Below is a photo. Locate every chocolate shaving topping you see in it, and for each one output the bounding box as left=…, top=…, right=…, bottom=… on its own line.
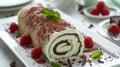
left=58, top=61, right=68, bottom=66
left=83, top=49, right=92, bottom=53
left=78, top=3, right=84, bottom=15
left=110, top=58, right=113, bottom=61
left=88, top=24, right=94, bottom=29
left=67, top=59, right=72, bottom=67
left=10, top=61, right=16, bottom=67
left=87, top=59, right=92, bottom=66
left=37, top=59, right=46, bottom=64
left=82, top=59, right=86, bottom=65
left=33, top=63, right=35, bottom=65
left=80, top=11, right=85, bottom=15
left=98, top=59, right=104, bottom=63
left=36, top=56, right=47, bottom=64
left=78, top=4, right=84, bottom=11
left=62, top=63, right=68, bottom=66
left=104, top=58, right=107, bottom=60
left=78, top=60, right=81, bottom=63
left=80, top=55, right=87, bottom=59
left=80, top=55, right=87, bottom=65
left=90, top=63, right=92, bottom=66
left=83, top=47, right=100, bottom=53
left=72, top=59, right=75, bottom=61
left=108, top=56, right=111, bottom=59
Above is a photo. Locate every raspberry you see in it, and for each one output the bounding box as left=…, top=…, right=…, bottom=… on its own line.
left=90, top=7, right=100, bottom=15
left=84, top=36, right=94, bottom=48
left=101, top=6, right=110, bottom=16
left=90, top=1, right=110, bottom=16
left=9, top=22, right=18, bottom=33
left=108, top=23, right=120, bottom=35
left=104, top=6, right=109, bottom=9
left=20, top=34, right=32, bottom=46
left=96, top=1, right=105, bottom=9
left=31, top=47, right=42, bottom=59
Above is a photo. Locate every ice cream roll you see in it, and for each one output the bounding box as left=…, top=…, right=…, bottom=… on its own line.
left=18, top=5, right=84, bottom=62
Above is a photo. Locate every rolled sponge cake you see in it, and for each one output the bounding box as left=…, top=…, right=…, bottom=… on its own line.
left=18, top=5, right=84, bottom=62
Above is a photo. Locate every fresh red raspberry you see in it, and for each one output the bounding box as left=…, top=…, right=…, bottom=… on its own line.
left=31, top=47, right=42, bottom=59
left=104, top=6, right=109, bottom=9
left=101, top=6, right=110, bottom=15
left=84, top=36, right=94, bottom=48
left=20, top=34, right=32, bottom=46
left=96, top=1, right=105, bottom=9
left=108, top=23, right=120, bottom=35
left=9, top=22, right=18, bottom=33
left=90, top=7, right=100, bottom=15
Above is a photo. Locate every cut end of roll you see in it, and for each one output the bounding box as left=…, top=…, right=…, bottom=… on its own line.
left=44, top=28, right=84, bottom=62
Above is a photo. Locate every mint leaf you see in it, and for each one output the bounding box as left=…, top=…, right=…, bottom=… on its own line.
left=42, top=8, right=53, bottom=16
left=15, top=29, right=23, bottom=36
left=90, top=51, right=103, bottom=59
left=51, top=62, right=61, bottom=67
left=53, top=11, right=61, bottom=21
left=42, top=8, right=61, bottom=21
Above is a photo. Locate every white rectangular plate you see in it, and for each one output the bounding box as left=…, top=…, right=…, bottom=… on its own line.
left=0, top=10, right=120, bottom=67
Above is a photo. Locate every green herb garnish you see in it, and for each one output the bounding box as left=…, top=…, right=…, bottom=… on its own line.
left=90, top=50, right=103, bottom=59
left=15, top=29, right=23, bottom=36
left=51, top=62, right=61, bottom=67
left=42, top=8, right=61, bottom=21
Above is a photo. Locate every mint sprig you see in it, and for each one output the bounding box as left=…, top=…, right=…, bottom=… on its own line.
left=15, top=29, right=23, bottom=36
left=90, top=50, right=103, bottom=59
left=51, top=62, right=61, bottom=67
left=42, top=8, right=61, bottom=21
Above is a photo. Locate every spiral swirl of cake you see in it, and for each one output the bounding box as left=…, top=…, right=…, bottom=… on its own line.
left=18, top=5, right=84, bottom=62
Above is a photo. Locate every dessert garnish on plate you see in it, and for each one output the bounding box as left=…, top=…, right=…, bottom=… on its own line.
left=107, top=16, right=120, bottom=40
left=107, top=23, right=120, bottom=36
left=90, top=1, right=110, bottom=16
left=107, top=16, right=120, bottom=35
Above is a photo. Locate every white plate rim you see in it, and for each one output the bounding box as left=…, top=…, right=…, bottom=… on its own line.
left=96, top=19, right=110, bottom=38
left=0, top=0, right=33, bottom=8
left=0, top=0, right=33, bottom=11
